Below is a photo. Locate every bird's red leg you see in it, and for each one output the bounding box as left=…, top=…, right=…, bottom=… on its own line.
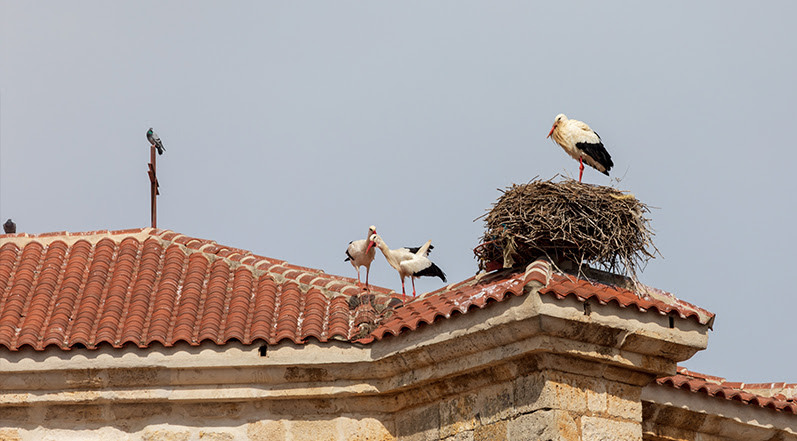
left=578, top=158, right=584, bottom=182
left=401, top=279, right=406, bottom=302
left=365, top=268, right=370, bottom=291
left=356, top=268, right=362, bottom=287
left=412, top=278, right=416, bottom=297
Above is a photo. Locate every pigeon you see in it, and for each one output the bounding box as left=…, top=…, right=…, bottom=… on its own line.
left=146, top=128, right=165, bottom=155
left=3, top=219, right=16, bottom=234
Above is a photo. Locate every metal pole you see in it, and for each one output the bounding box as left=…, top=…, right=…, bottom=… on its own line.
left=148, top=145, right=158, bottom=228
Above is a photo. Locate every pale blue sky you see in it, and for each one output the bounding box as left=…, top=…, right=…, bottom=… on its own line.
left=1, top=1, right=795, bottom=382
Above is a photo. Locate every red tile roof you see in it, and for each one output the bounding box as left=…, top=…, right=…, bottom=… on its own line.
left=657, top=367, right=797, bottom=415
left=0, top=229, right=713, bottom=352
left=363, top=259, right=714, bottom=342
left=0, top=228, right=397, bottom=351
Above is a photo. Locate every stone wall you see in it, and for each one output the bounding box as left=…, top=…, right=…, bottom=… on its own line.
left=396, top=354, right=648, bottom=441
left=0, top=403, right=395, bottom=441
left=0, top=361, right=645, bottom=441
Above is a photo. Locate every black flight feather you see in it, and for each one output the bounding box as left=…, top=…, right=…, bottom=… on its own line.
left=575, top=139, right=614, bottom=175
left=414, top=262, right=447, bottom=282
left=405, top=244, right=434, bottom=255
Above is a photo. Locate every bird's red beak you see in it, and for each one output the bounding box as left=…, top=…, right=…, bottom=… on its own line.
left=547, top=124, right=556, bottom=138
left=366, top=240, right=376, bottom=253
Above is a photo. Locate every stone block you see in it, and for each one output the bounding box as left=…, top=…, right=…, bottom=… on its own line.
left=581, top=416, right=641, bottom=441
left=113, top=403, right=172, bottom=421
left=475, top=382, right=515, bottom=425
left=586, top=382, right=608, bottom=414
left=141, top=429, right=191, bottom=441
left=246, top=420, right=286, bottom=441
left=602, top=366, right=654, bottom=387
left=693, top=434, right=726, bottom=441
left=641, top=421, right=697, bottom=441
left=0, top=407, right=29, bottom=423
left=537, top=353, right=606, bottom=378
left=183, top=402, right=242, bottom=419
left=199, top=431, right=235, bottom=441
left=396, top=404, right=440, bottom=441
left=648, top=405, right=706, bottom=432
left=440, top=394, right=477, bottom=438
left=65, top=368, right=106, bottom=388
left=606, top=382, right=642, bottom=421
left=473, top=420, right=507, bottom=441
left=107, top=367, right=162, bottom=387
left=515, top=371, right=590, bottom=415
left=338, top=416, right=395, bottom=441
left=284, top=366, right=330, bottom=382
left=547, top=371, right=591, bottom=414
left=0, top=429, right=21, bottom=441
left=514, top=373, right=550, bottom=413
left=507, top=409, right=580, bottom=441
left=289, top=420, right=338, bottom=441
left=442, top=431, right=474, bottom=441
left=45, top=404, right=105, bottom=422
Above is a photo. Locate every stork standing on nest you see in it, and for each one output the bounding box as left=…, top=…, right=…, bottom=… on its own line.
left=547, top=114, right=613, bottom=182
left=367, top=233, right=446, bottom=300
left=345, top=225, right=378, bottom=289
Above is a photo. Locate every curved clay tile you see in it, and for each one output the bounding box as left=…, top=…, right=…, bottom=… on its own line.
left=658, top=371, right=797, bottom=415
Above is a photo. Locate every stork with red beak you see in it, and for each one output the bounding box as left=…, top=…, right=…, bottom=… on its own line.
left=547, top=114, right=614, bottom=182
left=367, top=233, right=446, bottom=300
left=345, top=225, right=378, bottom=290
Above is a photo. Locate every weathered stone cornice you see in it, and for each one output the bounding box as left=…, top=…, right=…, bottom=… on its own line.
left=642, top=383, right=797, bottom=440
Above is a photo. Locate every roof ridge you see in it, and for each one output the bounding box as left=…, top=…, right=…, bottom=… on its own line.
left=0, top=227, right=391, bottom=299
left=0, top=227, right=153, bottom=248
left=542, top=267, right=715, bottom=326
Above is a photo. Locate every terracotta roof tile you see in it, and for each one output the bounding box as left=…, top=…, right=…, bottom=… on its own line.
left=657, top=367, right=797, bottom=414
left=0, top=228, right=392, bottom=351
left=0, top=230, right=714, bottom=352
left=362, top=259, right=714, bottom=343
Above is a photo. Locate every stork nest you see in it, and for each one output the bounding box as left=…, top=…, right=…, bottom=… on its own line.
left=474, top=178, right=658, bottom=278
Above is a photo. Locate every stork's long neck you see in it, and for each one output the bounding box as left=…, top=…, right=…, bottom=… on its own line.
left=375, top=238, right=402, bottom=271
left=551, top=124, right=566, bottom=149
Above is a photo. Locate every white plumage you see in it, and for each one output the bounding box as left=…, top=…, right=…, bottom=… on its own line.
left=546, top=114, right=613, bottom=182
left=368, top=233, right=446, bottom=299
left=344, top=225, right=378, bottom=289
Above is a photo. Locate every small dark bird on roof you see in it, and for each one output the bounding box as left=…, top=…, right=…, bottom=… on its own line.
left=3, top=219, right=16, bottom=234
left=146, top=128, right=165, bottom=155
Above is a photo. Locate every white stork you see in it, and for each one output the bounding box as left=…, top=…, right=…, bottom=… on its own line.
left=367, top=233, right=446, bottom=300
left=344, top=225, right=378, bottom=289
left=547, top=114, right=613, bottom=182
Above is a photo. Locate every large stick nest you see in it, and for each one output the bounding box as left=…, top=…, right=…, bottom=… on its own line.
left=475, top=178, right=658, bottom=278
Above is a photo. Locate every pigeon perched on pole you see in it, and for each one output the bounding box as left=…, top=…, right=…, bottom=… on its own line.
left=146, top=128, right=165, bottom=155
left=3, top=219, right=16, bottom=234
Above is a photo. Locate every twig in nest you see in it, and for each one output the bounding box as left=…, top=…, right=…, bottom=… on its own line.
left=474, top=177, right=659, bottom=279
